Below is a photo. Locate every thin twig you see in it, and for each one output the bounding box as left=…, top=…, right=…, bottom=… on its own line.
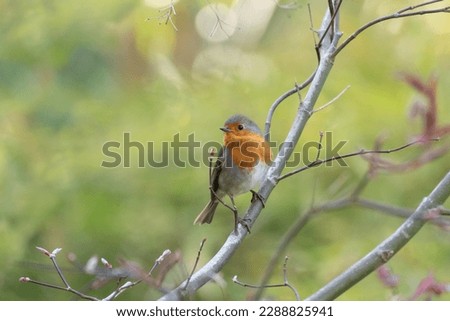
left=22, top=247, right=99, bottom=301
left=308, top=4, right=317, bottom=49
left=398, top=0, right=444, bottom=14
left=307, top=131, right=325, bottom=210
left=20, top=277, right=99, bottom=301
left=313, top=85, right=350, bottom=114
left=356, top=198, right=413, bottom=218
left=332, top=1, right=450, bottom=58
left=233, top=256, right=300, bottom=300
left=295, top=82, right=303, bottom=105
left=21, top=247, right=172, bottom=301
left=264, top=72, right=316, bottom=141
left=252, top=197, right=351, bottom=300
left=315, top=131, right=324, bottom=162
left=317, top=0, right=343, bottom=49
left=349, top=171, right=371, bottom=199
left=278, top=139, right=437, bottom=181
left=103, top=249, right=172, bottom=300
left=50, top=256, right=70, bottom=289
left=184, top=238, right=207, bottom=291
left=282, top=256, right=301, bottom=300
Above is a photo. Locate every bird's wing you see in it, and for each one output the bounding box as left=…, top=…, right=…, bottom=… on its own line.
left=209, top=146, right=224, bottom=200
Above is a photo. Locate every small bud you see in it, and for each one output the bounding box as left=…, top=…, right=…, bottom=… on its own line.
left=84, top=256, right=99, bottom=275
left=36, top=246, right=50, bottom=257
left=50, top=248, right=62, bottom=258
left=19, top=277, right=30, bottom=283
left=101, top=257, right=112, bottom=269
left=156, top=249, right=171, bottom=264
left=232, top=275, right=238, bottom=282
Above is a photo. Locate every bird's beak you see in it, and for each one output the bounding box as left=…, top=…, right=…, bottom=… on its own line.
left=220, top=127, right=231, bottom=133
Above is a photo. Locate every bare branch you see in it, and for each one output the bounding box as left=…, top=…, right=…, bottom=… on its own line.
left=21, top=247, right=99, bottom=301
left=263, top=1, right=347, bottom=141
left=332, top=1, right=450, bottom=58
left=312, top=85, right=350, bottom=114
left=183, top=238, right=207, bottom=292
left=278, top=139, right=435, bottom=181
left=233, top=256, right=300, bottom=300
left=317, top=0, right=343, bottom=49
left=251, top=197, right=351, bottom=300
left=253, top=165, right=450, bottom=300
left=306, top=171, right=450, bottom=300
left=103, top=249, right=172, bottom=300
left=398, top=0, right=445, bottom=14
left=159, top=4, right=343, bottom=301
left=21, top=247, right=173, bottom=301
left=281, top=256, right=301, bottom=300
left=264, top=72, right=316, bottom=142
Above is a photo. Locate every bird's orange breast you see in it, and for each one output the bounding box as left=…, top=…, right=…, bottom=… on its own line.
left=224, top=132, right=272, bottom=169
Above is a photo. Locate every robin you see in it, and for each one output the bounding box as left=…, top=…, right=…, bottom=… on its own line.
left=194, top=114, right=272, bottom=231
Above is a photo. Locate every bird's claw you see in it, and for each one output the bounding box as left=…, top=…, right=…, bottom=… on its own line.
left=250, top=190, right=266, bottom=208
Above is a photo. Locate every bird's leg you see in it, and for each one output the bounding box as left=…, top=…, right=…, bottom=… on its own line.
left=228, top=195, right=251, bottom=234
left=250, top=190, right=266, bottom=208
left=212, top=188, right=236, bottom=213
left=228, top=195, right=239, bottom=234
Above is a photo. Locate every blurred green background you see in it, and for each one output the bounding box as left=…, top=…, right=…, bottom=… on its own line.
left=1, top=0, right=449, bottom=300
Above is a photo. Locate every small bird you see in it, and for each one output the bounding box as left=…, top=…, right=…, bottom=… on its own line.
left=194, top=114, right=272, bottom=230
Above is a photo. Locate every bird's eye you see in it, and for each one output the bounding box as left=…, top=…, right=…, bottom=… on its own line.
left=237, top=124, right=244, bottom=130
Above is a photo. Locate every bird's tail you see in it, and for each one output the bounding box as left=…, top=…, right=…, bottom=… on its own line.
left=194, top=199, right=219, bottom=224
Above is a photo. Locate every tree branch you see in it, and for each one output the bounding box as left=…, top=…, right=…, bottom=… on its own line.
left=159, top=1, right=449, bottom=301
left=332, top=1, right=450, bottom=58
left=251, top=197, right=351, bottom=300
left=306, top=170, right=450, bottom=300
left=278, top=139, right=433, bottom=181
left=233, top=256, right=300, bottom=300
left=264, top=72, right=315, bottom=142
left=252, top=166, right=450, bottom=300
left=159, top=2, right=343, bottom=301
